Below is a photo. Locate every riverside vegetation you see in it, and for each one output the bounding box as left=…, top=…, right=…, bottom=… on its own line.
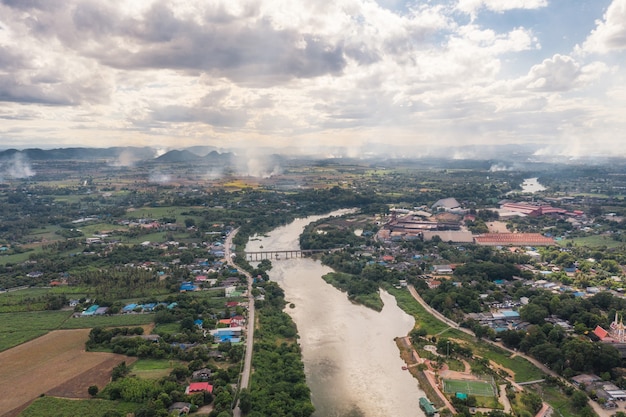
left=1, top=155, right=626, bottom=416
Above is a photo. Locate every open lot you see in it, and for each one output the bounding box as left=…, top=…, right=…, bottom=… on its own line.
left=0, top=329, right=133, bottom=417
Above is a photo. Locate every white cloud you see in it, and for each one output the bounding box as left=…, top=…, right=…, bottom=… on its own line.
left=581, top=0, right=626, bottom=54
left=457, top=0, right=548, bottom=18
left=0, top=0, right=622, bottom=156
left=517, top=54, right=610, bottom=92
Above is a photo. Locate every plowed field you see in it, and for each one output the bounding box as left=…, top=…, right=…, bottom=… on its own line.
left=0, top=329, right=134, bottom=417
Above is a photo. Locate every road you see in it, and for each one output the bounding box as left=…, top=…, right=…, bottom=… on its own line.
left=408, top=285, right=615, bottom=417
left=225, top=228, right=255, bottom=417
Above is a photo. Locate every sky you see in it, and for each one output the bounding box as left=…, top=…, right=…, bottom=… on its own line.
left=0, top=0, right=625, bottom=157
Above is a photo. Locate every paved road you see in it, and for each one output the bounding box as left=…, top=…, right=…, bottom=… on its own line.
left=226, top=229, right=255, bottom=417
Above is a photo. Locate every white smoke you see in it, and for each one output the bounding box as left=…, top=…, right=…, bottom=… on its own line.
left=110, top=149, right=141, bottom=167
left=489, top=163, right=513, bottom=172
left=2, top=154, right=35, bottom=179
left=235, top=150, right=282, bottom=178
left=148, top=171, right=172, bottom=184
left=203, top=167, right=225, bottom=180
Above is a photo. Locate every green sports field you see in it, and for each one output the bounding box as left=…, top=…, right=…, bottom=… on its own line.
left=442, top=378, right=497, bottom=397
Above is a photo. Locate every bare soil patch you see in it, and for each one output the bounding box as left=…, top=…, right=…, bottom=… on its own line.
left=0, top=329, right=132, bottom=417
left=487, top=221, right=509, bottom=233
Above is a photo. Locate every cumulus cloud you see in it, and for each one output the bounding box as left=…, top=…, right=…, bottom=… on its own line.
left=514, top=54, right=610, bottom=92
left=457, top=0, right=548, bottom=18
left=580, top=0, right=626, bottom=54
left=0, top=0, right=622, bottom=155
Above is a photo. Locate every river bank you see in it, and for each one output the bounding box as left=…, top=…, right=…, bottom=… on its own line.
left=246, top=213, right=427, bottom=417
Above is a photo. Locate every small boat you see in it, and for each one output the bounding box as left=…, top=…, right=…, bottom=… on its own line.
left=402, top=366, right=408, bottom=370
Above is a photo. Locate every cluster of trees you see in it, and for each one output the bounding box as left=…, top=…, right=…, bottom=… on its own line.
left=497, top=291, right=626, bottom=378
left=98, top=365, right=216, bottom=417
left=240, top=280, right=314, bottom=417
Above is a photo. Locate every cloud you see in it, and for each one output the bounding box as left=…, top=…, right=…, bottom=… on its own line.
left=514, top=54, right=610, bottom=92
left=580, top=0, right=626, bottom=54
left=524, top=54, right=581, bottom=91
left=0, top=0, right=622, bottom=156
left=457, top=0, right=548, bottom=18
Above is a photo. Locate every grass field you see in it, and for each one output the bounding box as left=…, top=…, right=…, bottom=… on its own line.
left=0, top=248, right=40, bottom=265
left=131, top=358, right=180, bottom=379
left=59, top=314, right=155, bottom=329
left=387, top=286, right=455, bottom=335
left=442, top=378, right=497, bottom=397
left=387, top=285, right=545, bottom=383
left=19, top=396, right=138, bottom=417
left=0, top=311, right=71, bottom=351
left=475, top=343, right=544, bottom=383
left=558, top=235, right=624, bottom=248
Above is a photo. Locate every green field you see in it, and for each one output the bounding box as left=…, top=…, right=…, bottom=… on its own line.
left=442, top=378, right=497, bottom=397
left=387, top=286, right=545, bottom=382
left=558, top=235, right=624, bottom=248
left=0, top=247, right=41, bottom=265
left=20, top=396, right=138, bottom=417
left=131, top=358, right=180, bottom=379
left=387, top=286, right=453, bottom=335
left=59, top=314, right=155, bottom=329
left=0, top=310, right=71, bottom=351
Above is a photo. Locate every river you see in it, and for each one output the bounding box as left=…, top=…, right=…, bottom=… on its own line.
left=246, top=212, right=426, bottom=417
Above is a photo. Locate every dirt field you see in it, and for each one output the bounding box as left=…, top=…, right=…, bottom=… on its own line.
left=487, top=221, right=510, bottom=233
left=0, top=329, right=133, bottom=417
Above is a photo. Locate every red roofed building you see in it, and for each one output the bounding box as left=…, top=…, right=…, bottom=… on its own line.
left=185, top=382, right=213, bottom=394
left=594, top=325, right=609, bottom=340
left=474, top=233, right=555, bottom=246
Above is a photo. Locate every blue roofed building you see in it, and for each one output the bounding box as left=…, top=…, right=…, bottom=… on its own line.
left=82, top=304, right=99, bottom=316
left=123, top=303, right=138, bottom=312
left=180, top=282, right=197, bottom=292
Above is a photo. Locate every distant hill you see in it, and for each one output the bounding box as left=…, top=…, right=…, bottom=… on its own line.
left=154, top=149, right=202, bottom=163
left=0, top=147, right=156, bottom=161
left=203, top=150, right=234, bottom=163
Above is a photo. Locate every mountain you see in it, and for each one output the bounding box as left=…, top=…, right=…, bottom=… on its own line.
left=154, top=149, right=201, bottom=163
left=0, top=147, right=156, bottom=161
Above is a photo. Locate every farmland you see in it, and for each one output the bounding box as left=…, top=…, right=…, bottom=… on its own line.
left=0, top=329, right=132, bottom=417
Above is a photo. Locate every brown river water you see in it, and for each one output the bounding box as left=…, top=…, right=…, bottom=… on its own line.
left=246, top=212, right=427, bottom=417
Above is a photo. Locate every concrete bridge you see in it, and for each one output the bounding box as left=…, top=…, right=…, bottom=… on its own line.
left=244, top=248, right=340, bottom=261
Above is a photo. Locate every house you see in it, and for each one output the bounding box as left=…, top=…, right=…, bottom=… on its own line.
left=168, top=402, right=192, bottom=416
left=431, top=197, right=461, bottom=212
left=192, top=368, right=213, bottom=381
left=185, top=381, right=213, bottom=394
left=231, top=315, right=246, bottom=327
left=433, top=264, right=453, bottom=274
left=210, top=327, right=242, bottom=343
left=180, top=282, right=197, bottom=292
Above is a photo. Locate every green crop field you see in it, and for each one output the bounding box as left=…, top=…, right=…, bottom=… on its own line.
left=0, top=310, right=71, bottom=351
left=20, top=396, right=138, bottom=417
left=59, top=314, right=155, bottom=329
